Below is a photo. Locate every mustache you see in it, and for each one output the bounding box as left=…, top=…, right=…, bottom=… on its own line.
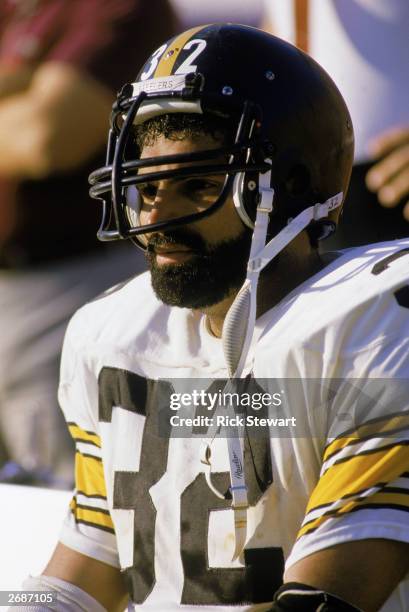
left=146, top=229, right=208, bottom=254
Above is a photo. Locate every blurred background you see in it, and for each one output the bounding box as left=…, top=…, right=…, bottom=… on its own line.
left=172, top=0, right=263, bottom=26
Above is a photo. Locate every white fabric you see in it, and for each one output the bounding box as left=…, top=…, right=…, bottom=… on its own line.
left=10, top=575, right=107, bottom=611
left=264, top=0, right=409, bottom=162
left=58, top=239, right=409, bottom=611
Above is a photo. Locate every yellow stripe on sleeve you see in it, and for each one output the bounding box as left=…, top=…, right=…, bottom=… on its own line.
left=68, top=423, right=101, bottom=448
left=75, top=451, right=107, bottom=498
left=154, top=25, right=207, bottom=78
left=365, top=491, right=409, bottom=507
left=323, top=414, right=409, bottom=463
left=298, top=488, right=409, bottom=539
left=297, top=444, right=409, bottom=539
left=309, top=444, right=409, bottom=512
left=70, top=497, right=115, bottom=533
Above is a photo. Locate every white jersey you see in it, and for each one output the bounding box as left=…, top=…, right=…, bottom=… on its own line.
left=58, top=240, right=409, bottom=611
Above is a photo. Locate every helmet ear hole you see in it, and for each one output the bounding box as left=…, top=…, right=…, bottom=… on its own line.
left=232, top=172, right=258, bottom=228
left=285, top=164, right=311, bottom=197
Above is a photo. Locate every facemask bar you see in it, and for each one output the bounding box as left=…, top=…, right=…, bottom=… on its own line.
left=111, top=92, right=148, bottom=237
left=89, top=90, right=271, bottom=243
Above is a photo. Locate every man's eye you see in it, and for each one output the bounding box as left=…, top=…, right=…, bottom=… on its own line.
left=139, top=183, right=157, bottom=201
left=184, top=179, right=220, bottom=194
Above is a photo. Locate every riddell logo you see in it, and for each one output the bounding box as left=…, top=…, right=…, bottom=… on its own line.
left=232, top=450, right=243, bottom=479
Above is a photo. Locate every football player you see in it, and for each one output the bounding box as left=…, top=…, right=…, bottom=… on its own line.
left=13, top=24, right=409, bottom=612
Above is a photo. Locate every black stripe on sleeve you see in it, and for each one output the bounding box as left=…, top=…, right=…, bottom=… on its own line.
left=73, top=437, right=101, bottom=448
left=323, top=411, right=409, bottom=453
left=300, top=502, right=409, bottom=537
left=72, top=515, right=115, bottom=535
left=324, top=424, right=409, bottom=464
left=74, top=503, right=111, bottom=516
left=76, top=490, right=107, bottom=500
left=322, top=441, right=409, bottom=477
left=75, top=450, right=103, bottom=463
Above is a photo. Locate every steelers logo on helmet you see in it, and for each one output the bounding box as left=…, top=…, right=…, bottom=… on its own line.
left=89, top=23, right=353, bottom=249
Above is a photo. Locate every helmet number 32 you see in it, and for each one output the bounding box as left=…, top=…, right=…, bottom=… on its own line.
left=140, top=39, right=207, bottom=81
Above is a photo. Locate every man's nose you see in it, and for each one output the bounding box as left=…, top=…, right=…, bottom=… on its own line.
left=145, top=180, right=180, bottom=226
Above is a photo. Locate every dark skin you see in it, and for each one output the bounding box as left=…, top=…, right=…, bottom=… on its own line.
left=285, top=539, right=409, bottom=612
left=43, top=542, right=128, bottom=612
left=43, top=134, right=409, bottom=611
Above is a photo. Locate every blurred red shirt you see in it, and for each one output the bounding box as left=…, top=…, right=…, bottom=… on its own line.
left=0, top=0, right=178, bottom=266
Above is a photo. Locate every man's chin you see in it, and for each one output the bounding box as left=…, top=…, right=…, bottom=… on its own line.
left=146, top=230, right=252, bottom=309
left=149, top=260, right=231, bottom=309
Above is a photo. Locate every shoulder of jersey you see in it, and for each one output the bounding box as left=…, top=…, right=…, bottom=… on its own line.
left=313, top=238, right=408, bottom=291
left=65, top=271, right=167, bottom=348
left=260, top=239, right=409, bottom=344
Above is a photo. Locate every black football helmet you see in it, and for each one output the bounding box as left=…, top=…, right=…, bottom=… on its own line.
left=88, top=23, right=354, bottom=249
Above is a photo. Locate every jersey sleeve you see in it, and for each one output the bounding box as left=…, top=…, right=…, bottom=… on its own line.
left=57, top=311, right=120, bottom=568
left=286, top=292, right=409, bottom=570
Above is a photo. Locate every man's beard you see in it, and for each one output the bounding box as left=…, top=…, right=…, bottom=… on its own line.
left=145, top=227, right=252, bottom=309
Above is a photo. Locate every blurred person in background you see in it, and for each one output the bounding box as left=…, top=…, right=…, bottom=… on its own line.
left=0, top=0, right=178, bottom=487
left=262, top=0, right=409, bottom=248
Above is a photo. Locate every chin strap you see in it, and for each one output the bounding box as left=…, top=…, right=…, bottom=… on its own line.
left=219, top=187, right=343, bottom=562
